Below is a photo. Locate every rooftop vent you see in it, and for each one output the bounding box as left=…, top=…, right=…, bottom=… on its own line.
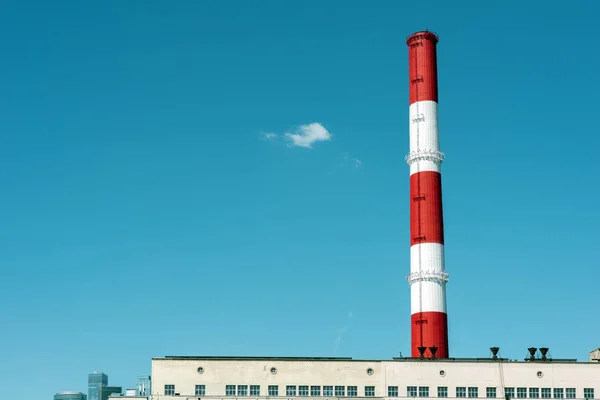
left=490, top=347, right=500, bottom=359
left=590, top=348, right=600, bottom=362
left=429, top=346, right=438, bottom=359
left=528, top=347, right=538, bottom=360
left=418, top=346, right=427, bottom=358
left=539, top=347, right=549, bottom=360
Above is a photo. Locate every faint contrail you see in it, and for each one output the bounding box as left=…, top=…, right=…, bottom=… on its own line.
left=332, top=311, right=353, bottom=354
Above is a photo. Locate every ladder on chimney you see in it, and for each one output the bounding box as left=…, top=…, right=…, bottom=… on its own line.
left=411, top=41, right=425, bottom=353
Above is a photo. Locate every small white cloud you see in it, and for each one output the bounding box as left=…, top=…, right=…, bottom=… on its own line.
left=284, top=122, right=332, bottom=149
left=340, top=153, right=363, bottom=168
left=261, top=132, right=278, bottom=140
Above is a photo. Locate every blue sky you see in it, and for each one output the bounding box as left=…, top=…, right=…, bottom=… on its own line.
left=1, top=0, right=599, bottom=398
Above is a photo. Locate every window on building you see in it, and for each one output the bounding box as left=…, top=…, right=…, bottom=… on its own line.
left=565, top=389, right=576, bottom=399
left=365, top=387, right=375, bottom=397
left=554, top=389, right=564, bottom=399
left=226, top=385, right=236, bottom=396
left=505, top=388, right=515, bottom=399
left=530, top=389, right=540, bottom=399
left=487, top=388, right=497, bottom=398
left=517, top=388, right=527, bottom=399
left=164, top=385, right=175, bottom=396
left=468, top=388, right=478, bottom=398
left=438, top=387, right=448, bottom=398
left=408, top=386, right=418, bottom=397
left=457, top=388, right=467, bottom=398
left=299, top=386, right=309, bottom=397
left=195, top=385, right=205, bottom=396
left=250, top=386, right=260, bottom=396
left=542, top=389, right=552, bottom=399
left=388, top=387, right=399, bottom=397
left=324, top=387, right=333, bottom=397
left=584, top=389, right=594, bottom=400
left=286, top=386, right=297, bottom=397
left=419, top=387, right=430, bottom=398
left=268, top=386, right=278, bottom=397
left=238, top=386, right=248, bottom=397
left=348, top=386, right=357, bottom=397
left=311, top=386, right=321, bottom=396
left=335, top=386, right=345, bottom=397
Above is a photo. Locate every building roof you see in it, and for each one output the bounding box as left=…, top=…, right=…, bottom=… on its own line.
left=152, top=355, right=595, bottom=364
left=156, top=356, right=354, bottom=361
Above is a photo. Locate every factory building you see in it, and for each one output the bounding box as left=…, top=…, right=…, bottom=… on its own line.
left=150, top=349, right=600, bottom=400
left=147, top=31, right=600, bottom=399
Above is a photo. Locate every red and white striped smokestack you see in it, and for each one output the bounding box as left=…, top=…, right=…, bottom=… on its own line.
left=405, top=31, right=449, bottom=359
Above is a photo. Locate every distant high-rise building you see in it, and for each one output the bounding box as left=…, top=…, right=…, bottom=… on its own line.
left=136, top=376, right=151, bottom=397
left=88, top=372, right=108, bottom=400
left=99, top=386, right=122, bottom=400
left=55, top=392, right=87, bottom=400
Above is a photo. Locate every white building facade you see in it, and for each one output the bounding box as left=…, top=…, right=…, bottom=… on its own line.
left=151, top=353, right=600, bottom=400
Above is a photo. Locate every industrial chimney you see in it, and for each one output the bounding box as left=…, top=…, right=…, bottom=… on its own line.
left=405, top=31, right=450, bottom=359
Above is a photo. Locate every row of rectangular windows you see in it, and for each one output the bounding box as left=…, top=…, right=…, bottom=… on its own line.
left=401, top=387, right=595, bottom=399
left=163, top=385, right=376, bottom=397
left=162, top=385, right=595, bottom=399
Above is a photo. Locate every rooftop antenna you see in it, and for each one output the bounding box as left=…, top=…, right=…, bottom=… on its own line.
left=539, top=347, right=549, bottom=361
left=418, top=346, right=427, bottom=359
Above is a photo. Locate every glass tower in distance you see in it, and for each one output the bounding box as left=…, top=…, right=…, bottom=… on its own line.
left=99, top=386, right=122, bottom=400
left=136, top=376, right=151, bottom=397
left=88, top=372, right=108, bottom=400
left=55, top=392, right=87, bottom=400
